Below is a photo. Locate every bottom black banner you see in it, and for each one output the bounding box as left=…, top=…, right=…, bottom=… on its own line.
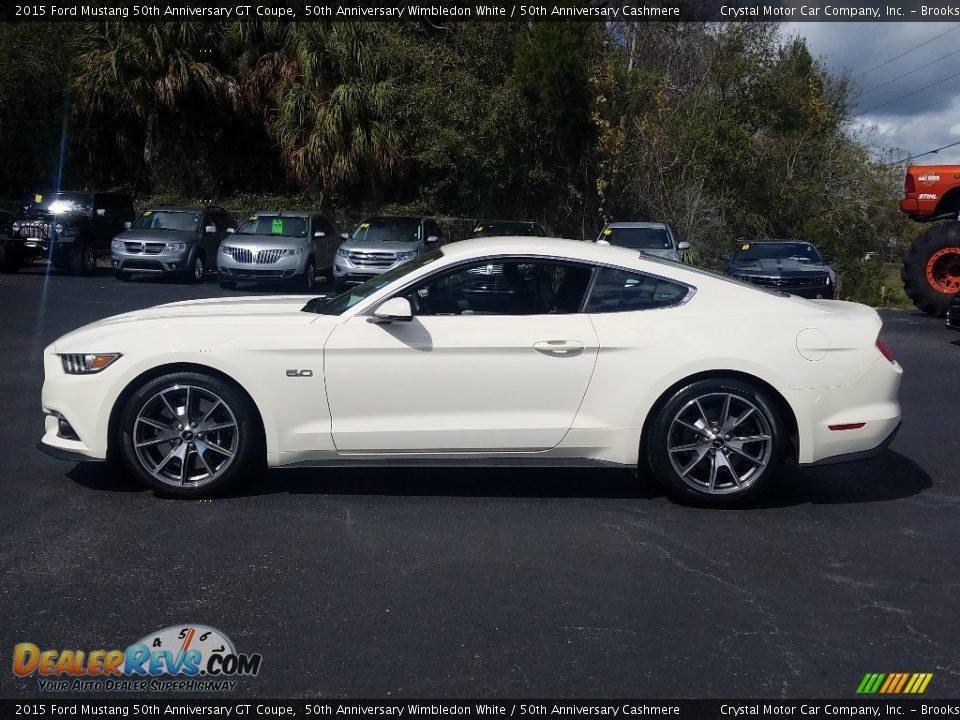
left=2, top=700, right=959, bottom=719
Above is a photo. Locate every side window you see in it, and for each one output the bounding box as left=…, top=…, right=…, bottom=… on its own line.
left=404, top=260, right=593, bottom=316
left=586, top=267, right=689, bottom=313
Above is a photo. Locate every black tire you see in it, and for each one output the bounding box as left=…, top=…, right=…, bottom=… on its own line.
left=901, top=221, right=960, bottom=317
left=69, top=239, right=97, bottom=276
left=218, top=278, right=237, bottom=290
left=184, top=252, right=205, bottom=284
left=646, top=377, right=788, bottom=508
left=0, top=245, right=21, bottom=273
left=117, top=371, right=263, bottom=498
left=114, top=269, right=132, bottom=282
left=300, top=258, right=317, bottom=291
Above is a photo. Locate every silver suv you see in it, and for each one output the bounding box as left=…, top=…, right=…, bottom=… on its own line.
left=594, top=222, right=689, bottom=261
left=111, top=206, right=234, bottom=282
left=217, top=211, right=337, bottom=291
left=333, top=215, right=444, bottom=292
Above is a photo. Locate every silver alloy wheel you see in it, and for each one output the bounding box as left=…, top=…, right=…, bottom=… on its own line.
left=84, top=246, right=96, bottom=273
left=305, top=263, right=315, bottom=288
left=133, top=384, right=239, bottom=489
left=193, top=256, right=204, bottom=280
left=667, top=392, right=773, bottom=495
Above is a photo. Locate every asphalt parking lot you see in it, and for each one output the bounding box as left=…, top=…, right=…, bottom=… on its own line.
left=1, top=264, right=958, bottom=700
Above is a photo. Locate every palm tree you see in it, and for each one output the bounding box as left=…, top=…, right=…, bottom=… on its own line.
left=72, top=22, right=238, bottom=191
left=231, top=22, right=404, bottom=197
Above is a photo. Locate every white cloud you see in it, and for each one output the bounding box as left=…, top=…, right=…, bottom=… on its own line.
left=784, top=21, right=960, bottom=163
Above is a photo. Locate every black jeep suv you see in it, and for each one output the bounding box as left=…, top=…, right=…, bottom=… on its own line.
left=3, top=192, right=135, bottom=275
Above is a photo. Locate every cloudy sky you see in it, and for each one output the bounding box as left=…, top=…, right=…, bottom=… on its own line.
left=785, top=21, right=960, bottom=165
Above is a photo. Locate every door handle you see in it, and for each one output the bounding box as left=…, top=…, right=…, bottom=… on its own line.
left=533, top=340, right=585, bottom=356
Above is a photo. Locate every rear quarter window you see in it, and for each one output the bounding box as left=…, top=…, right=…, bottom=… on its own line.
left=586, top=266, right=690, bottom=312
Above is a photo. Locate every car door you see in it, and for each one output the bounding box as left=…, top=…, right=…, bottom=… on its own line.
left=323, top=258, right=600, bottom=453
left=311, top=214, right=332, bottom=269
left=207, top=210, right=230, bottom=263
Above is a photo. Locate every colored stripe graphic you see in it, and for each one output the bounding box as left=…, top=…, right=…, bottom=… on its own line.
left=857, top=672, right=932, bottom=694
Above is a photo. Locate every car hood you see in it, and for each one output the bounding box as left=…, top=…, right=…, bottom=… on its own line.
left=51, top=295, right=332, bottom=351
left=223, top=234, right=309, bottom=249
left=339, top=239, right=420, bottom=253
left=639, top=248, right=678, bottom=260
left=115, top=229, right=197, bottom=243
left=728, top=258, right=830, bottom=277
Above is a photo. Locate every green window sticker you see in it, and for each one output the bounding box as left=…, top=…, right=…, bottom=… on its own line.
left=271, top=218, right=283, bottom=234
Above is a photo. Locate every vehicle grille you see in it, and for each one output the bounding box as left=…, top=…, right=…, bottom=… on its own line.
left=123, top=242, right=166, bottom=255
left=222, top=247, right=287, bottom=264
left=347, top=251, right=397, bottom=268
left=19, top=223, right=51, bottom=240
left=744, top=275, right=828, bottom=288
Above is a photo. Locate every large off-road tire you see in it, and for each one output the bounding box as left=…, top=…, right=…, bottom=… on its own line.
left=117, top=371, right=264, bottom=498
left=68, top=239, right=97, bottom=276
left=0, top=245, right=21, bottom=273
left=646, top=377, right=788, bottom=508
left=901, top=221, right=960, bottom=317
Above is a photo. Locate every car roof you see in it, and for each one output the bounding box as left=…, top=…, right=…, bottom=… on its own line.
left=362, top=215, right=426, bottom=222
left=476, top=219, right=541, bottom=226
left=744, top=239, right=815, bottom=246
left=148, top=206, right=220, bottom=212
left=250, top=210, right=315, bottom=218
left=439, top=236, right=657, bottom=266
left=605, top=222, right=669, bottom=229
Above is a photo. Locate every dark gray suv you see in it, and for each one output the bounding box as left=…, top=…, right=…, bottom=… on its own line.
left=110, top=206, right=235, bottom=282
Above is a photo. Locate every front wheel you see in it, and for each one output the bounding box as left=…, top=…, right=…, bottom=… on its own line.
left=69, top=240, right=97, bottom=276
left=300, top=258, right=317, bottom=291
left=185, top=253, right=205, bottom=283
left=117, top=372, right=263, bottom=498
left=646, top=378, right=788, bottom=507
left=901, top=222, right=960, bottom=317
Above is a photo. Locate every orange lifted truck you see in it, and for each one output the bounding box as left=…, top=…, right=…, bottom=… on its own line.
left=900, top=165, right=960, bottom=316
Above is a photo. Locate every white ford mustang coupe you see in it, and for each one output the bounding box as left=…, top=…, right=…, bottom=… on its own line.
left=40, top=237, right=902, bottom=507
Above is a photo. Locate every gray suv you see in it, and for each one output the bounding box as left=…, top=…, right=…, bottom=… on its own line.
left=333, top=215, right=444, bottom=291
left=111, top=206, right=235, bottom=282
left=217, top=211, right=337, bottom=290
left=594, top=221, right=689, bottom=261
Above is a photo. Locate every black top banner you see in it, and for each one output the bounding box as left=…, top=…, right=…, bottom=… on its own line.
left=2, top=0, right=959, bottom=23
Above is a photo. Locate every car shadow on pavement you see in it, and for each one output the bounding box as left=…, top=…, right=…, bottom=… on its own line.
left=65, top=449, right=931, bottom=506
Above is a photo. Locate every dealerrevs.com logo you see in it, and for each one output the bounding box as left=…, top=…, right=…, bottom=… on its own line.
left=12, top=624, right=262, bottom=692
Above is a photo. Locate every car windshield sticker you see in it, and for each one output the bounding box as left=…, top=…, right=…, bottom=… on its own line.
left=360, top=223, right=370, bottom=228
left=34, top=194, right=42, bottom=203
left=271, top=218, right=283, bottom=234
left=742, top=244, right=750, bottom=250
left=248, top=215, right=257, bottom=221
left=143, top=211, right=152, bottom=216
left=603, top=228, right=613, bottom=235
left=474, top=226, right=483, bottom=232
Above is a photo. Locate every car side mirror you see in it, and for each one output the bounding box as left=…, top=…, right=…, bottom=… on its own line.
left=204, top=225, right=217, bottom=234
left=96, top=208, right=106, bottom=217
left=720, top=253, right=732, bottom=262
left=426, top=235, right=440, bottom=245
left=340, top=232, right=349, bottom=240
left=372, top=297, right=413, bottom=323
left=226, top=228, right=235, bottom=234
left=314, top=231, right=325, bottom=238
left=123, top=221, right=131, bottom=229
left=678, top=241, right=691, bottom=250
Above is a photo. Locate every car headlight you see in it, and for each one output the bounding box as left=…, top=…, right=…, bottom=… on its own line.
left=111, top=239, right=124, bottom=250
left=54, top=223, right=64, bottom=234
left=337, top=247, right=350, bottom=258
left=219, top=245, right=232, bottom=255
left=283, top=247, right=303, bottom=257
left=396, top=251, right=417, bottom=261
left=11, top=222, right=20, bottom=232
left=165, top=242, right=187, bottom=250
left=60, top=353, right=122, bottom=375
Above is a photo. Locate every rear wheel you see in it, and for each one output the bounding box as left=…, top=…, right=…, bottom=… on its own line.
left=117, top=372, right=263, bottom=498
left=902, top=221, right=960, bottom=317
left=185, top=253, right=205, bottom=283
left=647, top=378, right=788, bottom=508
left=69, top=240, right=97, bottom=276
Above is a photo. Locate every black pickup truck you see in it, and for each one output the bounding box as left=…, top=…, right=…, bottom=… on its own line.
left=2, top=192, right=135, bottom=275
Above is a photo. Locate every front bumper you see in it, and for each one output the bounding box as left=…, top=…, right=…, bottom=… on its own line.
left=734, top=275, right=834, bottom=299
left=112, top=246, right=190, bottom=273
left=333, top=254, right=404, bottom=283
left=218, top=252, right=305, bottom=280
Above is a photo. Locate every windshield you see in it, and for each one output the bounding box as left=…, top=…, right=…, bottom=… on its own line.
left=350, top=217, right=421, bottom=243
left=733, top=242, right=821, bottom=263
left=237, top=215, right=307, bottom=238
left=25, top=192, right=93, bottom=216
left=133, top=210, right=201, bottom=232
left=304, top=249, right=443, bottom=315
left=601, top=227, right=671, bottom=250
left=470, top=222, right=542, bottom=238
